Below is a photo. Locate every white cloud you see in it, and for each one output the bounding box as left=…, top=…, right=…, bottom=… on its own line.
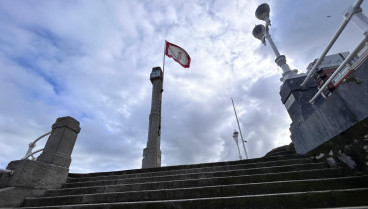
left=0, top=0, right=364, bottom=173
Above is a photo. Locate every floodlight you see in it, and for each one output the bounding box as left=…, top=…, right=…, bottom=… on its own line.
left=233, top=130, right=239, bottom=141
left=255, top=3, right=270, bottom=22
left=252, top=24, right=266, bottom=44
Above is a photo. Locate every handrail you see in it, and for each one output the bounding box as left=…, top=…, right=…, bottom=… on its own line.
left=22, top=148, right=44, bottom=160
left=0, top=168, right=14, bottom=176
left=309, top=35, right=368, bottom=103
left=23, top=131, right=51, bottom=160
left=300, top=0, right=364, bottom=88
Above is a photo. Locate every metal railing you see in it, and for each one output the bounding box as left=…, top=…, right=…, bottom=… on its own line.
left=22, top=131, right=51, bottom=160
left=0, top=168, right=14, bottom=176
left=299, top=0, right=368, bottom=104
left=0, top=131, right=51, bottom=176
left=300, top=0, right=364, bottom=88
left=309, top=35, right=368, bottom=103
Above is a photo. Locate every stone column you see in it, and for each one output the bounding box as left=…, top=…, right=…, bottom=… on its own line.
left=142, top=67, right=163, bottom=168
left=37, top=116, right=81, bottom=168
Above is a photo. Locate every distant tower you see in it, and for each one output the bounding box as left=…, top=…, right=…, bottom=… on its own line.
left=142, top=67, right=163, bottom=168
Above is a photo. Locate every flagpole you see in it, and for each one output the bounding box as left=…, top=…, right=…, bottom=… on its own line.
left=162, top=40, right=166, bottom=92
left=162, top=41, right=166, bottom=78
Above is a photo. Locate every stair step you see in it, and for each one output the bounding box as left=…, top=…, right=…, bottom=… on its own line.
left=316, top=207, right=368, bottom=209
left=265, top=150, right=295, bottom=157
left=68, top=154, right=304, bottom=178
left=66, top=157, right=313, bottom=183
left=23, top=175, right=368, bottom=207
left=21, top=188, right=368, bottom=209
left=44, top=168, right=351, bottom=197
left=63, top=162, right=327, bottom=188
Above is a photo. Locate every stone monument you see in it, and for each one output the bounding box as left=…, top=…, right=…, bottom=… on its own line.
left=142, top=67, right=163, bottom=168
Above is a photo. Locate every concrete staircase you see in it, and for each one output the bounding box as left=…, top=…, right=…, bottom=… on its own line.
left=19, top=149, right=368, bottom=209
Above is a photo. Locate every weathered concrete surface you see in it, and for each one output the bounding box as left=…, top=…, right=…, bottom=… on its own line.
left=308, top=117, right=368, bottom=171
left=264, top=143, right=296, bottom=157
left=285, top=58, right=368, bottom=154
left=0, top=160, right=69, bottom=189
left=22, top=175, right=368, bottom=207
left=280, top=75, right=323, bottom=123
left=45, top=168, right=349, bottom=197
left=0, top=187, right=45, bottom=207
left=37, top=116, right=81, bottom=168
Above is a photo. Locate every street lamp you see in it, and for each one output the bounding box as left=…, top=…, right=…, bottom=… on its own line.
left=232, top=130, right=242, bottom=160
left=252, top=3, right=299, bottom=82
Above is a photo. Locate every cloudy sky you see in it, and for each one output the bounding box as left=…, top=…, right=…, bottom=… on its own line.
left=1, top=0, right=366, bottom=173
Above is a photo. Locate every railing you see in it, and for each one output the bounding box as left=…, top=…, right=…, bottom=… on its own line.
left=0, top=131, right=51, bottom=176
left=22, top=131, right=51, bottom=160
left=0, top=168, right=14, bottom=176
left=301, top=0, right=364, bottom=88
left=309, top=35, right=368, bottom=103
left=299, top=0, right=367, bottom=103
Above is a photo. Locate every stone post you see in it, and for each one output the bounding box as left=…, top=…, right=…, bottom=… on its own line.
left=0, top=116, right=81, bottom=207
left=37, top=116, right=81, bottom=168
left=279, top=75, right=320, bottom=123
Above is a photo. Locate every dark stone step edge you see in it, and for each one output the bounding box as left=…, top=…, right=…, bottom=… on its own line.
left=21, top=188, right=368, bottom=209
left=264, top=150, right=295, bottom=157
left=63, top=162, right=327, bottom=189
left=24, top=175, right=368, bottom=207
left=45, top=167, right=348, bottom=197
left=67, top=157, right=314, bottom=183
left=68, top=154, right=305, bottom=178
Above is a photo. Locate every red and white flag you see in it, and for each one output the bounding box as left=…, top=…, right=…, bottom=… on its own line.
left=165, top=41, right=191, bottom=68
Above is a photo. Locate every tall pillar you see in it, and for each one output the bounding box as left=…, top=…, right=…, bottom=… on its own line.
left=142, top=67, right=163, bottom=168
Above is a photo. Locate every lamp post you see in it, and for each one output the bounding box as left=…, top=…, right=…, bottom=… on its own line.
left=233, top=130, right=242, bottom=160
left=252, top=3, right=299, bottom=82
left=231, top=98, right=248, bottom=159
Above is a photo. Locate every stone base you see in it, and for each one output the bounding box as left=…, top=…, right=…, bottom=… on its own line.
left=0, top=159, right=68, bottom=189
left=0, top=187, right=45, bottom=207
left=142, top=147, right=161, bottom=168
left=289, top=58, right=368, bottom=154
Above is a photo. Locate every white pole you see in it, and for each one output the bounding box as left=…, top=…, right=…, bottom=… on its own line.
left=23, top=131, right=51, bottom=160
left=240, top=136, right=248, bottom=160
left=162, top=40, right=167, bottom=77
left=231, top=98, right=249, bottom=159
left=264, top=33, right=281, bottom=58
left=236, top=141, right=242, bottom=160
left=263, top=26, right=294, bottom=81
left=233, top=131, right=242, bottom=160
left=161, top=40, right=167, bottom=93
